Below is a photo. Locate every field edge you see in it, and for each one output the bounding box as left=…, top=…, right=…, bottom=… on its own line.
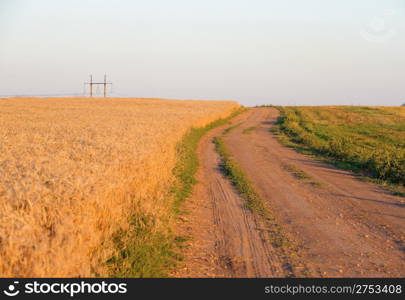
left=106, top=107, right=247, bottom=277
left=272, top=106, right=405, bottom=197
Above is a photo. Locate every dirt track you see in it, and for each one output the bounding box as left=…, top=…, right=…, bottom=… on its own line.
left=173, top=107, right=405, bottom=277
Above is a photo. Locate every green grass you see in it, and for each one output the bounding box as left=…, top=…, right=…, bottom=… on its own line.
left=275, top=106, right=405, bottom=188
left=242, top=126, right=257, bottom=134
left=307, top=181, right=322, bottom=187
left=223, top=122, right=242, bottom=135
left=106, top=214, right=180, bottom=277
left=214, top=123, right=314, bottom=276
left=171, top=107, right=247, bottom=213
left=214, top=136, right=269, bottom=218
left=214, top=133, right=292, bottom=250
left=281, top=163, right=311, bottom=180
left=107, top=107, right=248, bottom=277
left=255, top=104, right=274, bottom=107
left=280, top=163, right=322, bottom=187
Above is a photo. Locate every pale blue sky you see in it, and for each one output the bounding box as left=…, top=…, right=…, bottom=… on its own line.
left=0, top=0, right=404, bottom=105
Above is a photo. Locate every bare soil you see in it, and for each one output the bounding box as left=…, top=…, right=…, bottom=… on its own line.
left=173, top=107, right=405, bottom=277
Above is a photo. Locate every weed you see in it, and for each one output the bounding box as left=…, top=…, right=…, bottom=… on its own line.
left=214, top=134, right=293, bottom=251
left=281, top=164, right=312, bottom=180
left=275, top=106, right=405, bottom=188
left=215, top=123, right=312, bottom=276
left=242, top=126, right=257, bottom=134
left=223, top=122, right=242, bottom=135
left=108, top=107, right=247, bottom=277
left=307, top=181, right=322, bottom=187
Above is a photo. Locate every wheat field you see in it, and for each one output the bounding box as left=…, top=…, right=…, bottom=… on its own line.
left=0, top=97, right=239, bottom=277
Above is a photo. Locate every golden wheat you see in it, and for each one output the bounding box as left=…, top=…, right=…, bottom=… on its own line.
left=0, top=97, right=239, bottom=277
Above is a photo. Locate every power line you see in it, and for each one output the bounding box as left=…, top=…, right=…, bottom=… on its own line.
left=84, top=74, right=112, bottom=97
left=0, top=93, right=84, bottom=98
left=0, top=75, right=122, bottom=98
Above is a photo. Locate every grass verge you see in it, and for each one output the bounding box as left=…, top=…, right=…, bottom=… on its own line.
left=281, top=163, right=322, bottom=187
left=171, top=107, right=248, bottom=213
left=242, top=126, right=257, bottom=134
left=213, top=136, right=268, bottom=218
left=214, top=130, right=291, bottom=250
left=213, top=128, right=309, bottom=276
left=281, top=163, right=311, bottom=180
left=223, top=122, right=242, bottom=135
left=107, top=107, right=247, bottom=277
left=273, top=106, right=405, bottom=196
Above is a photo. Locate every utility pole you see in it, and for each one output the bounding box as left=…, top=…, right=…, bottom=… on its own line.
left=90, top=75, right=93, bottom=97
left=103, top=74, right=107, bottom=98
left=84, top=75, right=112, bottom=97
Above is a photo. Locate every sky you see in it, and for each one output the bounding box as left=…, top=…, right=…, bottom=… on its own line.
left=0, top=0, right=404, bottom=106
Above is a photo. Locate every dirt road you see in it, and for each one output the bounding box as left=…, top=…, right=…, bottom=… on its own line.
left=173, top=107, right=405, bottom=277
